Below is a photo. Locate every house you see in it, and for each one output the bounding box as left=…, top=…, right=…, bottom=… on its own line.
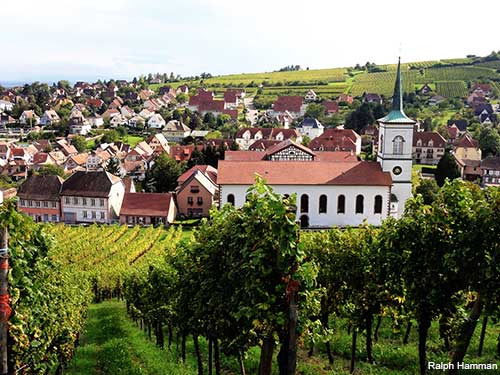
left=88, top=114, right=104, bottom=127
left=176, top=165, right=218, bottom=218
left=447, top=119, right=468, bottom=133
left=138, top=108, right=154, bottom=120
left=479, top=113, right=498, bottom=125
left=472, top=83, right=492, bottom=96
left=363, top=93, right=382, bottom=104
left=481, top=156, right=500, bottom=186
left=163, top=120, right=191, bottom=141
left=146, top=133, right=170, bottom=154
left=17, top=175, right=63, bottom=223
left=296, top=118, right=324, bottom=139
left=177, top=85, right=189, bottom=95
left=453, top=134, right=481, bottom=161
left=248, top=139, right=282, bottom=151
left=120, top=106, right=135, bottom=119
left=337, top=94, right=353, bottom=105
left=322, top=101, right=339, bottom=115
left=454, top=157, right=482, bottom=182
left=147, top=113, right=166, bottom=129
left=170, top=145, right=203, bottom=163
left=159, top=86, right=176, bottom=96
left=235, top=127, right=302, bottom=150
left=0, top=113, right=15, bottom=127
left=40, top=110, right=60, bottom=126
left=119, top=192, right=176, bottom=226
left=110, top=114, right=128, bottom=128
left=86, top=98, right=105, bottom=110
left=223, top=91, right=238, bottom=109
left=60, top=170, right=125, bottom=224
left=474, top=104, right=494, bottom=117
left=218, top=140, right=392, bottom=228
left=412, top=132, right=446, bottom=165
left=64, top=153, right=89, bottom=171
left=275, top=111, right=294, bottom=128
left=429, top=95, right=445, bottom=106
left=139, top=89, right=155, bottom=100
left=32, top=152, right=58, bottom=170
left=0, top=100, right=13, bottom=112
left=311, top=127, right=362, bottom=155
left=304, top=89, right=318, bottom=102
left=102, top=108, right=120, bottom=120
left=128, top=115, right=146, bottom=129
left=19, top=110, right=40, bottom=126
left=86, top=150, right=113, bottom=171
left=56, top=139, right=78, bottom=157
left=271, top=96, right=305, bottom=118
left=418, top=84, right=432, bottom=95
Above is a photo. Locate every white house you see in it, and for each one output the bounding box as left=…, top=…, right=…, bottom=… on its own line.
left=19, top=110, right=40, bottom=126
left=304, top=89, right=318, bottom=102
left=147, top=113, right=166, bottom=129
left=163, top=120, right=191, bottom=141
left=296, top=118, right=324, bottom=139
left=0, top=100, right=13, bottom=112
left=40, top=110, right=60, bottom=126
left=60, top=170, right=125, bottom=224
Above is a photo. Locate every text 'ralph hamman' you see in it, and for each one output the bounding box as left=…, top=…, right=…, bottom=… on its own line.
left=428, top=362, right=498, bottom=371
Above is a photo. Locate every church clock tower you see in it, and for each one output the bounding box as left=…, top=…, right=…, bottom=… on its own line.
left=377, top=58, right=415, bottom=218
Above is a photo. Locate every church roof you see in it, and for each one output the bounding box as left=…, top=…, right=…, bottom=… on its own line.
left=378, top=58, right=415, bottom=125
left=218, top=160, right=391, bottom=186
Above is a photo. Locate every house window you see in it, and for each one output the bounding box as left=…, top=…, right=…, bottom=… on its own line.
left=355, top=195, right=364, bottom=214
left=43, top=201, right=48, bottom=208
left=337, top=195, right=345, bottom=214
left=28, top=200, right=33, bottom=207
left=300, top=194, right=309, bottom=213
left=35, top=201, right=40, bottom=207
left=20, top=199, right=25, bottom=206
left=374, top=195, right=383, bottom=214
left=393, top=136, right=404, bottom=155
left=73, top=197, right=78, bottom=205
left=51, top=201, right=57, bottom=208
left=100, top=199, right=105, bottom=207
left=91, top=198, right=96, bottom=206
left=319, top=195, right=327, bottom=214
left=197, top=197, right=203, bottom=205
left=187, top=196, right=194, bottom=205
left=82, top=198, right=87, bottom=206
left=100, top=212, right=105, bottom=220
left=83, top=211, right=88, bottom=218
left=43, top=214, right=49, bottom=222
left=51, top=215, right=57, bottom=222
left=190, top=185, right=200, bottom=193
left=65, top=197, right=70, bottom=204
left=227, top=194, right=235, bottom=206
left=91, top=211, right=96, bottom=219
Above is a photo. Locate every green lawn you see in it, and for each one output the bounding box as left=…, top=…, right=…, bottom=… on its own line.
left=121, top=135, right=144, bottom=148
left=413, top=164, right=437, bottom=171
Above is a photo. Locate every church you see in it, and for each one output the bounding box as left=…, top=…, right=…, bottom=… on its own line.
left=217, top=59, right=415, bottom=227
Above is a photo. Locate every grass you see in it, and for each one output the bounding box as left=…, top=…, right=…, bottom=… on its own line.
left=122, top=135, right=144, bottom=148
left=67, top=300, right=500, bottom=374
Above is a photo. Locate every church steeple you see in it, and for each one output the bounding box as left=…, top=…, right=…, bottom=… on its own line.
left=377, top=57, right=415, bottom=124
left=392, top=57, right=403, bottom=111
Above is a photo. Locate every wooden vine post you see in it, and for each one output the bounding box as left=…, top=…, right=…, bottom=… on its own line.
left=0, top=227, right=10, bottom=375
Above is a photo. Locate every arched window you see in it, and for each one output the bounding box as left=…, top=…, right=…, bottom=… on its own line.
left=227, top=194, right=235, bottom=206
left=319, top=195, right=327, bottom=213
left=374, top=195, right=383, bottom=214
left=337, top=195, right=345, bottom=214
left=355, top=195, right=364, bottom=214
left=393, top=136, right=404, bottom=155
left=300, top=215, right=309, bottom=228
left=300, top=194, right=309, bottom=213
left=380, top=134, right=384, bottom=152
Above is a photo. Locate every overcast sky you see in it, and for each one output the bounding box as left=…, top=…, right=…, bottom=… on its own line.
left=2, top=0, right=499, bottom=83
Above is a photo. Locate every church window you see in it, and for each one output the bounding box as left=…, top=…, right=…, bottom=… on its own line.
left=355, top=195, right=364, bottom=214
left=319, top=195, right=327, bottom=213
left=374, top=195, right=383, bottom=214
left=300, top=194, right=309, bottom=213
left=337, top=195, right=345, bottom=214
left=393, top=136, right=404, bottom=155
left=227, top=194, right=235, bottom=205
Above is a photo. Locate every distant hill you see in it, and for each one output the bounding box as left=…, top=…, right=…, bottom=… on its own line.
left=150, top=54, right=500, bottom=100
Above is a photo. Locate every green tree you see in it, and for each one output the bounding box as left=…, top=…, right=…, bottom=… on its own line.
left=305, top=103, right=326, bottom=119
left=71, top=135, right=87, bottom=152
left=105, top=157, right=122, bottom=177
left=301, top=135, right=311, bottom=147
left=144, top=153, right=184, bottom=192
left=101, top=130, right=120, bottom=144
left=479, top=126, right=500, bottom=156
left=37, top=164, right=65, bottom=178
left=176, top=93, right=188, bottom=104
left=415, top=178, right=439, bottom=204
left=434, top=151, right=460, bottom=187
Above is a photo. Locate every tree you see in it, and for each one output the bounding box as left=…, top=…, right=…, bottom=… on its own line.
left=435, top=151, right=460, bottom=187
left=37, top=164, right=65, bottom=178
left=176, top=93, right=188, bottom=104
left=305, top=104, right=326, bottom=119
left=415, top=178, right=439, bottom=205
left=345, top=103, right=375, bottom=133
left=105, top=157, right=122, bottom=177
left=479, top=126, right=500, bottom=156
left=144, top=153, right=184, bottom=192
left=71, top=135, right=87, bottom=153
left=101, top=130, right=120, bottom=144
left=301, top=135, right=311, bottom=147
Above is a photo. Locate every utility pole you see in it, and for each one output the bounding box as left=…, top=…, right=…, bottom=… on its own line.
left=0, top=227, right=10, bottom=375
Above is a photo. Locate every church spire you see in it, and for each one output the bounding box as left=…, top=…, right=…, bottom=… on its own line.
left=392, top=57, right=403, bottom=111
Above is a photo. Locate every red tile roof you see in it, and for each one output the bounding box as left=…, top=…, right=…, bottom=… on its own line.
left=224, top=91, right=237, bottom=103
left=322, top=101, right=339, bottom=113
left=120, top=192, right=174, bottom=217
left=273, top=96, right=303, bottom=113
left=248, top=140, right=282, bottom=151
left=169, top=145, right=204, bottom=162
left=413, top=132, right=446, bottom=148
left=318, top=128, right=359, bottom=142
left=218, top=160, right=391, bottom=186
left=222, top=109, right=238, bottom=119
left=309, top=136, right=357, bottom=152
left=454, top=134, right=479, bottom=148
left=235, top=127, right=300, bottom=140
left=178, top=165, right=218, bottom=185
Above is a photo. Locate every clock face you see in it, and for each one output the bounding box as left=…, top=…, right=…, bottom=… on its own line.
left=393, top=166, right=402, bottom=175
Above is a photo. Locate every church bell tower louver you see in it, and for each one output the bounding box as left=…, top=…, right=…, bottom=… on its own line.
left=376, top=58, right=415, bottom=218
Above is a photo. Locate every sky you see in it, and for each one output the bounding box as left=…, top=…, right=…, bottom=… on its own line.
left=2, top=0, right=499, bottom=83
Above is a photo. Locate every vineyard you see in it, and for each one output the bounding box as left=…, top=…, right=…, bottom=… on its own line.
left=4, top=177, right=500, bottom=374
left=435, top=81, right=468, bottom=98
